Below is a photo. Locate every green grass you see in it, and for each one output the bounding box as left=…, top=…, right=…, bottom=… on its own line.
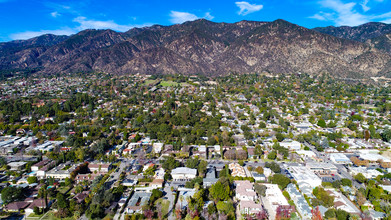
left=58, top=186, right=72, bottom=194
left=160, top=81, right=180, bottom=87
left=27, top=213, right=43, bottom=219
left=143, top=80, right=158, bottom=85
left=41, top=212, right=75, bottom=220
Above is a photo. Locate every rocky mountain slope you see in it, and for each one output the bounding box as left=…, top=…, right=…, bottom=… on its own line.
left=1, top=19, right=391, bottom=78
left=313, top=22, right=391, bottom=42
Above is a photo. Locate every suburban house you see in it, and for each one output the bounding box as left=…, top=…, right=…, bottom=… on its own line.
left=203, top=167, right=218, bottom=187
left=171, top=167, right=197, bottom=181
left=234, top=180, right=257, bottom=201
left=88, top=163, right=111, bottom=173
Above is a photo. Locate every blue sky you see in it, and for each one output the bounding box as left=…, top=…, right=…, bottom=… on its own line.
left=1, top=0, right=391, bottom=42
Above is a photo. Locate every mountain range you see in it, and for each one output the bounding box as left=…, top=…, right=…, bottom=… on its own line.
left=1, top=19, right=391, bottom=78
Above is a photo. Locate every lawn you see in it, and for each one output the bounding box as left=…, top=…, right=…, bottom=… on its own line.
left=26, top=213, right=43, bottom=219
left=41, top=212, right=75, bottom=220
left=160, top=81, right=180, bottom=87
left=143, top=79, right=159, bottom=85
left=58, top=186, right=72, bottom=194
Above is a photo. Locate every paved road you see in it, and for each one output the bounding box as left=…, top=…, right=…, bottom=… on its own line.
left=163, top=183, right=176, bottom=220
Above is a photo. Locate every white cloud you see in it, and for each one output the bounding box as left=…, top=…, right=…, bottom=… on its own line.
left=50, top=11, right=60, bottom=18
left=9, top=28, right=76, bottom=40
left=310, top=0, right=368, bottom=26
left=169, top=11, right=214, bottom=24
left=204, top=12, right=214, bottom=20
left=310, top=0, right=391, bottom=26
left=235, top=1, right=263, bottom=16
left=73, top=16, right=136, bottom=32
left=9, top=16, right=152, bottom=40
left=169, top=11, right=199, bottom=24
left=381, top=19, right=391, bottom=23
left=360, top=0, right=370, bottom=12
left=309, top=11, right=335, bottom=21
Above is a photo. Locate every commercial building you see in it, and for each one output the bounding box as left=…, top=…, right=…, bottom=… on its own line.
left=306, top=162, right=338, bottom=175
left=261, top=184, right=289, bottom=220
left=279, top=139, right=302, bottom=151
left=286, top=184, right=312, bottom=219
left=287, top=166, right=322, bottom=189
left=330, top=153, right=351, bottom=164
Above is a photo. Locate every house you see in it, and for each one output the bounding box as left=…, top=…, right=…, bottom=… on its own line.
left=229, top=163, right=247, bottom=177
left=171, top=167, right=197, bottom=181
left=25, top=199, right=51, bottom=213
left=178, top=188, right=196, bottom=210
left=8, top=161, right=27, bottom=171
left=88, top=163, right=111, bottom=173
left=152, top=143, right=164, bottom=154
left=234, top=180, right=257, bottom=201
left=203, top=167, right=218, bottom=187
left=75, top=174, right=102, bottom=183
left=327, top=189, right=361, bottom=215
left=238, top=200, right=265, bottom=215
left=4, top=201, right=29, bottom=212
left=31, top=160, right=52, bottom=171
left=45, top=163, right=76, bottom=180
left=74, top=191, right=89, bottom=203
left=252, top=172, right=266, bottom=182
left=123, top=179, right=138, bottom=187
left=369, top=210, right=386, bottom=220
left=154, top=168, right=165, bottom=180
left=124, top=192, right=151, bottom=214
left=150, top=179, right=164, bottom=188
left=349, top=167, right=382, bottom=179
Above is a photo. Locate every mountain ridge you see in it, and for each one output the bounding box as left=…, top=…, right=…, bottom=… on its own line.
left=1, top=19, right=391, bottom=78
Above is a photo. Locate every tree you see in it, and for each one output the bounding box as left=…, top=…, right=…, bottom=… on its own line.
left=65, top=177, right=72, bottom=186
left=207, top=202, right=217, bottom=216
left=209, top=181, right=230, bottom=202
left=186, top=157, right=199, bottom=169
left=27, top=176, right=38, bottom=184
left=33, top=206, right=41, bottom=215
left=364, top=130, right=370, bottom=141
left=382, top=128, right=391, bottom=142
left=276, top=133, right=284, bottom=142
left=150, top=189, right=163, bottom=204
left=270, top=174, right=290, bottom=189
left=144, top=166, right=156, bottom=177
left=198, top=160, right=208, bottom=176
left=341, top=178, right=352, bottom=187
left=313, top=187, right=335, bottom=207
left=254, top=183, right=267, bottom=197
left=325, top=209, right=336, bottom=219
left=161, top=156, right=180, bottom=171
left=0, top=156, right=7, bottom=167
left=267, top=151, right=277, bottom=160
left=255, top=166, right=264, bottom=174
left=265, top=162, right=281, bottom=173
left=216, top=200, right=235, bottom=216
left=354, top=173, right=366, bottom=184
left=1, top=186, right=23, bottom=203
left=336, top=209, right=350, bottom=220
left=57, top=193, right=68, bottom=209
left=317, top=119, right=326, bottom=128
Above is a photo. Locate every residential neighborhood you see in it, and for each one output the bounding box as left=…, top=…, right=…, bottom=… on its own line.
left=0, top=73, right=390, bottom=220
